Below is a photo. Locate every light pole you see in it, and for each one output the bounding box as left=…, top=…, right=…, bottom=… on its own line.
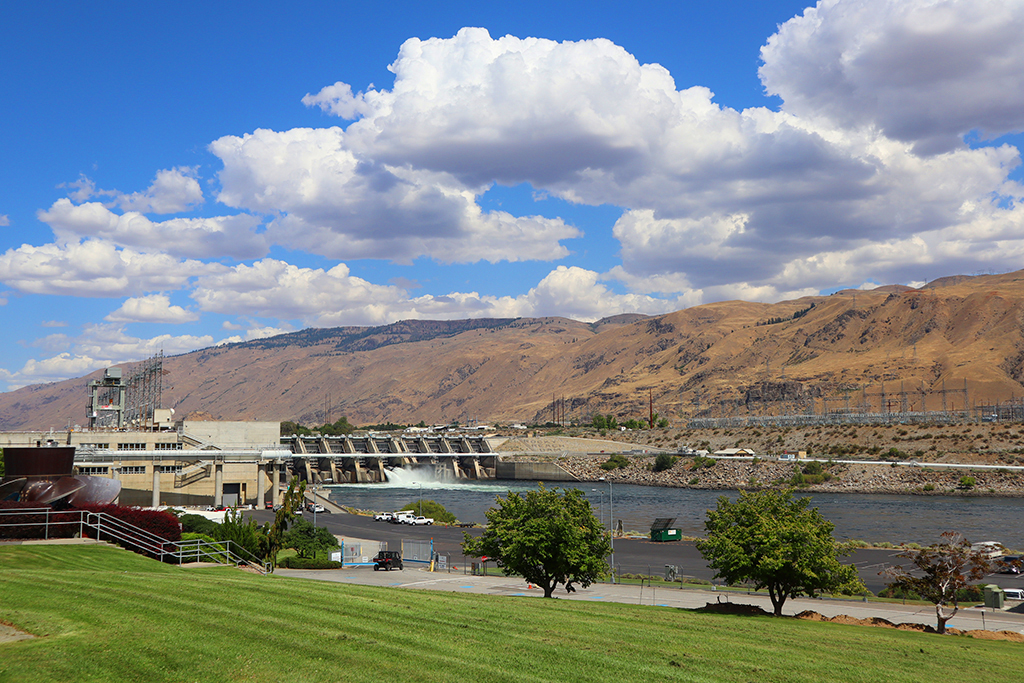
left=599, top=478, right=615, bottom=581
left=312, top=482, right=322, bottom=528
left=591, top=488, right=606, bottom=534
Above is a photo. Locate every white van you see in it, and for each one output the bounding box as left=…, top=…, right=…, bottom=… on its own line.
left=1003, top=588, right=1024, bottom=601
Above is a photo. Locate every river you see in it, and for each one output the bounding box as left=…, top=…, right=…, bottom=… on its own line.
left=320, top=468, right=1024, bottom=549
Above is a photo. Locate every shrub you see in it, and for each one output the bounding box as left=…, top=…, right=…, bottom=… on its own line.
left=690, top=455, right=716, bottom=470
left=180, top=514, right=218, bottom=536
left=878, top=585, right=921, bottom=600
left=278, top=555, right=343, bottom=569
left=400, top=499, right=457, bottom=524
left=600, top=454, right=630, bottom=470
left=0, top=502, right=79, bottom=539
left=923, top=483, right=936, bottom=492
left=74, top=503, right=182, bottom=542
left=959, top=476, right=976, bottom=490
left=216, top=509, right=269, bottom=559
left=652, top=454, right=679, bottom=472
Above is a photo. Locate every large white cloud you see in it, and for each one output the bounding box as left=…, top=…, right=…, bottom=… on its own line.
left=191, top=259, right=676, bottom=326
left=760, top=0, right=1024, bottom=154
left=39, top=199, right=266, bottom=260
left=63, top=167, right=204, bottom=214
left=210, top=126, right=580, bottom=264
left=0, top=240, right=225, bottom=297
left=2, top=324, right=216, bottom=391
left=105, top=294, right=199, bottom=324
left=297, top=24, right=1024, bottom=299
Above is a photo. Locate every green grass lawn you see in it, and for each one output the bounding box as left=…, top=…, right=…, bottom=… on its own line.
left=2, top=544, right=1023, bottom=683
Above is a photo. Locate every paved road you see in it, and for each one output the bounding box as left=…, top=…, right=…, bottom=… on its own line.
left=245, top=509, right=1024, bottom=596
left=274, top=564, right=1024, bottom=635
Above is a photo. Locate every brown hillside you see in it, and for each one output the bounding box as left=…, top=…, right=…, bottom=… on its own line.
left=2, top=271, right=1024, bottom=430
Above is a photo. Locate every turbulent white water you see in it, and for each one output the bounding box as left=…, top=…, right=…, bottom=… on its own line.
left=326, top=465, right=532, bottom=493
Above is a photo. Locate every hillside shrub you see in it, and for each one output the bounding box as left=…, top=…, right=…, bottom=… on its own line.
left=690, top=455, right=716, bottom=470
left=74, top=504, right=182, bottom=542
left=600, top=454, right=630, bottom=470
left=652, top=454, right=679, bottom=472
left=0, top=501, right=78, bottom=539
left=180, top=514, right=218, bottom=536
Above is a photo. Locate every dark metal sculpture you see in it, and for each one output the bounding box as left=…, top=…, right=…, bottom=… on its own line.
left=0, top=445, right=121, bottom=506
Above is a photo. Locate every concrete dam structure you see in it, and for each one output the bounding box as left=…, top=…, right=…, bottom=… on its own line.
left=283, top=434, right=499, bottom=483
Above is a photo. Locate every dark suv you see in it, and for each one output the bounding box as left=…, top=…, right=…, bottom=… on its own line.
left=373, top=550, right=403, bottom=571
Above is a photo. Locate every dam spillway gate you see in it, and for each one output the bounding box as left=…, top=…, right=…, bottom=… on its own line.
left=282, top=434, right=498, bottom=483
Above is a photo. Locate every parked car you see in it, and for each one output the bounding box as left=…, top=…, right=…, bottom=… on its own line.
left=373, top=512, right=395, bottom=521
left=265, top=502, right=274, bottom=509
left=308, top=503, right=326, bottom=514
left=391, top=512, right=416, bottom=524
left=997, top=555, right=1022, bottom=574
left=409, top=516, right=434, bottom=525
left=373, top=550, right=403, bottom=571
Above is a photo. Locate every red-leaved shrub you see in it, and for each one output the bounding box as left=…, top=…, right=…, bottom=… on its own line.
left=0, top=501, right=80, bottom=539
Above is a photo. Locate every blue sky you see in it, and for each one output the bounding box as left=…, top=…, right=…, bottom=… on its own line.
left=2, top=0, right=1023, bottom=391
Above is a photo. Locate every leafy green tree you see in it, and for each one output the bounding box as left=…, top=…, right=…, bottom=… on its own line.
left=463, top=486, right=611, bottom=598
left=282, top=517, right=339, bottom=559
left=268, top=479, right=305, bottom=567
left=696, top=489, right=864, bottom=615
left=217, top=508, right=269, bottom=560
left=318, top=417, right=355, bottom=436
left=882, top=532, right=993, bottom=633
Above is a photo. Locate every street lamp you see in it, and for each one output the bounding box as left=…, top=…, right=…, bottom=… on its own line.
left=312, top=482, right=322, bottom=528
left=599, top=477, right=614, bottom=581
left=591, top=488, right=606, bottom=533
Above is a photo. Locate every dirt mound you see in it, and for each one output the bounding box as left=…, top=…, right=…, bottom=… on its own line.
left=794, top=610, right=1024, bottom=642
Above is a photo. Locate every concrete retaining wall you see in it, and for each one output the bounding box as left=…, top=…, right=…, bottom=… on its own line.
left=494, top=461, right=578, bottom=482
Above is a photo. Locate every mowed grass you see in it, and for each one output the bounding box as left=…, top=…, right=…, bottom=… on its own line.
left=2, top=546, right=1023, bottom=683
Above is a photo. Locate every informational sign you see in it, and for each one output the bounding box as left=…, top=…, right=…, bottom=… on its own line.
left=438, top=555, right=448, bottom=571
left=331, top=551, right=341, bottom=563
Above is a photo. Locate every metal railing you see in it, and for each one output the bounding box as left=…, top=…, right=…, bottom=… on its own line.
left=0, top=508, right=271, bottom=574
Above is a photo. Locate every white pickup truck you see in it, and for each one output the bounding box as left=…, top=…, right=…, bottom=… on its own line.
left=409, top=516, right=434, bottom=525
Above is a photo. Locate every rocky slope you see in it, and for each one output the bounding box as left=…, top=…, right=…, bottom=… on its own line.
left=3, top=270, right=1024, bottom=430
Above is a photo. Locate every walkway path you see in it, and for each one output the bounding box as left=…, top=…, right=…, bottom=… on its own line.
left=275, top=565, right=1024, bottom=635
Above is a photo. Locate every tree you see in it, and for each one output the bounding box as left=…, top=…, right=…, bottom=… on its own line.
left=267, top=479, right=306, bottom=567
left=282, top=517, right=338, bottom=559
left=462, top=485, right=611, bottom=598
left=217, top=508, right=269, bottom=560
left=882, top=532, right=993, bottom=633
left=399, top=499, right=457, bottom=524
left=696, top=489, right=864, bottom=615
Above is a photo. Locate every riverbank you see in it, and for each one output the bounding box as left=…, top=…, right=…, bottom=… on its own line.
left=505, top=452, right=1024, bottom=496
left=494, top=421, right=1024, bottom=495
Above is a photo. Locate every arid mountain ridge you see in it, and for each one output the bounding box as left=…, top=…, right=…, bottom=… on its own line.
left=3, top=270, right=1024, bottom=431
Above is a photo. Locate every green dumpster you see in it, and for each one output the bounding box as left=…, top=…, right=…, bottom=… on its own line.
left=650, top=518, right=681, bottom=542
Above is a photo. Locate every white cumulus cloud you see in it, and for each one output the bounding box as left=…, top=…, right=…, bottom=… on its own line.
left=0, top=239, right=226, bottom=297
left=760, top=0, right=1024, bottom=154
left=105, top=294, right=200, bottom=324
left=39, top=199, right=266, bottom=260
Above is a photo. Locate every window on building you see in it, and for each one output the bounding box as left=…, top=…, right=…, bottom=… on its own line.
left=157, top=465, right=182, bottom=474
left=78, top=466, right=109, bottom=475
left=80, top=443, right=110, bottom=449
left=154, top=442, right=182, bottom=450
left=120, top=466, right=146, bottom=475
left=117, top=443, right=146, bottom=451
